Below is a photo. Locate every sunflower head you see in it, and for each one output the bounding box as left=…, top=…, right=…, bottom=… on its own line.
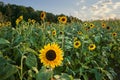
left=102, top=23, right=106, bottom=28
left=31, top=19, right=36, bottom=24
left=85, top=27, right=90, bottom=31
left=59, top=31, right=64, bottom=35
left=112, top=32, right=117, bottom=37
left=83, top=22, right=87, bottom=26
left=73, top=37, right=78, bottom=41
left=59, top=16, right=67, bottom=24
left=106, top=26, right=110, bottom=30
left=16, top=19, right=20, bottom=25
left=6, top=21, right=11, bottom=26
left=19, top=15, right=23, bottom=20
left=78, top=31, right=82, bottom=35
left=90, top=23, right=95, bottom=28
left=57, top=17, right=61, bottom=21
left=40, top=11, right=46, bottom=20
left=52, top=30, right=56, bottom=36
left=0, top=23, right=2, bottom=27
left=39, top=43, right=63, bottom=68
left=74, top=40, right=81, bottom=48
left=88, top=44, right=96, bottom=51
left=28, top=19, right=31, bottom=23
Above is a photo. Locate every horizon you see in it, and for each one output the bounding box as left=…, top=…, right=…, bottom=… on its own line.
left=1, top=0, right=120, bottom=21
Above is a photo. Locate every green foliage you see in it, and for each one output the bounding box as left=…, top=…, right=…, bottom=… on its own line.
left=0, top=18, right=120, bottom=80
left=0, top=57, right=17, bottom=80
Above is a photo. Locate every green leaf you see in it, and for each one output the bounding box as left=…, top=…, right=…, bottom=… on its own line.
left=90, top=69, right=102, bottom=80
left=26, top=47, right=38, bottom=56
left=105, top=71, right=113, bottom=80
left=0, top=57, right=17, bottom=80
left=25, top=53, right=37, bottom=69
left=36, top=67, right=53, bottom=80
left=60, top=73, right=72, bottom=80
left=83, top=73, right=88, bottom=80
left=0, top=51, right=3, bottom=57
left=0, top=38, right=10, bottom=44
left=94, top=36, right=101, bottom=44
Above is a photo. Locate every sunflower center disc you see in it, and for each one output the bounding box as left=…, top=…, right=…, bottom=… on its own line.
left=90, top=45, right=93, bottom=48
left=46, top=50, right=56, bottom=61
left=62, top=18, right=65, bottom=21
left=75, top=42, right=79, bottom=46
left=41, top=14, right=44, bottom=17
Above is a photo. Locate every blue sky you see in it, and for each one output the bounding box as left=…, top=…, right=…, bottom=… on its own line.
left=1, top=0, right=120, bottom=21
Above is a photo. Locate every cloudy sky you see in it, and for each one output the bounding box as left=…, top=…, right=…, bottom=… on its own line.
left=1, top=0, right=120, bottom=21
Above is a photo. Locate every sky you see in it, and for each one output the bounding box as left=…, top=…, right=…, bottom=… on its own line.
left=1, top=0, right=120, bottom=21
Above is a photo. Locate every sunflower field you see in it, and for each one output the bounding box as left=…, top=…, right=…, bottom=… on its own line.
left=0, top=13, right=120, bottom=80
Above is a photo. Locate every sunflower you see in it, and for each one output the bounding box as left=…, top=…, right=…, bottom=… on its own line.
left=59, top=31, right=64, bottom=35
left=31, top=19, right=36, bottom=24
left=85, top=27, right=90, bottom=31
left=52, top=30, right=56, bottom=36
left=16, top=16, right=23, bottom=25
left=28, top=19, right=32, bottom=23
left=90, top=23, right=95, bottom=28
left=74, top=37, right=78, bottom=41
left=112, top=32, right=117, bottom=37
left=88, top=44, right=96, bottom=51
left=102, top=23, right=106, bottom=28
left=78, top=31, right=82, bottom=35
left=40, top=11, right=46, bottom=20
left=19, top=16, right=23, bottom=21
left=0, top=23, right=1, bottom=27
left=16, top=19, right=20, bottom=25
left=6, top=21, right=11, bottom=26
left=83, top=22, right=87, bottom=26
left=74, top=40, right=81, bottom=48
left=59, top=16, right=67, bottom=24
left=39, top=43, right=63, bottom=68
left=57, top=17, right=61, bottom=21
left=106, top=26, right=110, bottom=30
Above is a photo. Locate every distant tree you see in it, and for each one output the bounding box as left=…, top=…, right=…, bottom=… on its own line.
left=0, top=1, right=82, bottom=27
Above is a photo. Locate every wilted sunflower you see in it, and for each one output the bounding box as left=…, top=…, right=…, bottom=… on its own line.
left=74, top=40, right=81, bottom=48
left=106, top=26, right=110, bottom=30
left=52, top=30, right=56, bottom=36
left=59, top=31, right=64, bottom=35
left=112, top=32, right=117, bottom=37
left=85, top=27, right=90, bottom=31
left=88, top=44, right=96, bottom=51
left=59, top=16, right=67, bottom=24
left=102, top=23, right=106, bottom=28
left=39, top=43, right=63, bottom=68
left=40, top=11, right=46, bottom=20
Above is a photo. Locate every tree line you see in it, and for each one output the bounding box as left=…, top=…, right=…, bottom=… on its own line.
left=0, top=1, right=82, bottom=27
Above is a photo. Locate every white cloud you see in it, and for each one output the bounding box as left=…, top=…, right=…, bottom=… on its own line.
left=72, top=0, right=120, bottom=21
left=76, top=2, right=80, bottom=6
left=113, top=2, right=120, bottom=9
left=80, top=0, right=85, bottom=3
left=81, top=6, right=87, bottom=10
